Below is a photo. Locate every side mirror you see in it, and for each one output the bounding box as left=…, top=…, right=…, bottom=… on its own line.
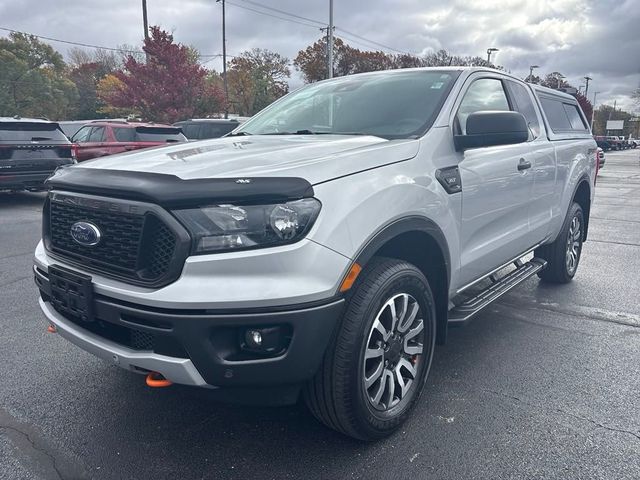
left=454, top=111, right=529, bottom=151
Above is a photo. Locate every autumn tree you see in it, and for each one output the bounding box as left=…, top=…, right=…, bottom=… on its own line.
left=96, top=74, right=135, bottom=118
left=68, top=51, right=121, bottom=119
left=99, top=27, right=225, bottom=123
left=0, top=32, right=77, bottom=118
left=294, top=37, right=498, bottom=83
left=227, top=48, right=290, bottom=116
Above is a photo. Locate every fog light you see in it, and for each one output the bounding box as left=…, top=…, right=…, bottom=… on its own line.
left=246, top=329, right=263, bottom=348
left=240, top=326, right=291, bottom=357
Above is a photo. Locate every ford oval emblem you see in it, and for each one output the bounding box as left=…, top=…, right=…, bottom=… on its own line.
left=70, top=221, right=101, bottom=246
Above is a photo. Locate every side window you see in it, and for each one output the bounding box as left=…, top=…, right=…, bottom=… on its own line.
left=181, top=124, right=201, bottom=139
left=540, top=98, right=572, bottom=132
left=114, top=127, right=135, bottom=142
left=88, top=127, right=105, bottom=142
left=563, top=104, right=587, bottom=131
left=456, top=78, right=510, bottom=134
left=505, top=81, right=540, bottom=139
left=71, top=126, right=91, bottom=143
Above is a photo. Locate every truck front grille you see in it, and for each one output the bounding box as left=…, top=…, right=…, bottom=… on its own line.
left=47, top=197, right=180, bottom=285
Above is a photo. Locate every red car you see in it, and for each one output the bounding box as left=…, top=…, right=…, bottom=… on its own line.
left=70, top=121, right=187, bottom=162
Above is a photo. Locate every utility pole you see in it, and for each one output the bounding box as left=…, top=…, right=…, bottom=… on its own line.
left=584, top=76, right=592, bottom=98
left=142, top=0, right=149, bottom=62
left=328, top=0, right=334, bottom=79
left=142, top=0, right=149, bottom=40
left=217, top=0, right=229, bottom=118
left=528, top=65, right=539, bottom=83
left=486, top=47, right=498, bottom=64
left=590, top=91, right=599, bottom=132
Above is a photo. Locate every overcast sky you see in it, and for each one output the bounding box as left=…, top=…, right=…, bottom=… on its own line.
left=1, top=0, right=638, bottom=111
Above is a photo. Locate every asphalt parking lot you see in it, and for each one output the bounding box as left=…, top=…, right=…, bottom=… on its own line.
left=1, top=150, right=639, bottom=480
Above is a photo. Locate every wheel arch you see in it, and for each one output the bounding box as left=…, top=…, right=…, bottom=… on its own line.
left=572, top=176, right=591, bottom=241
left=350, top=216, right=451, bottom=345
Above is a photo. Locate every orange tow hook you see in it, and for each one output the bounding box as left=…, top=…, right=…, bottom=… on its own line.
left=145, top=372, right=173, bottom=388
left=47, top=324, right=57, bottom=333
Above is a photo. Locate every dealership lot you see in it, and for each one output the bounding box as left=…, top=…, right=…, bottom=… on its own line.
left=1, top=150, right=639, bottom=479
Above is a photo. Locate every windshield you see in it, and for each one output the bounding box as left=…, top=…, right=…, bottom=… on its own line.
left=236, top=70, right=459, bottom=139
left=0, top=122, right=68, bottom=143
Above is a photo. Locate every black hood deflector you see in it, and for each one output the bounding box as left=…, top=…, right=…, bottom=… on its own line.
left=45, top=167, right=314, bottom=208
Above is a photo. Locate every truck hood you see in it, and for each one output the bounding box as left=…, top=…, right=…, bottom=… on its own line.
left=75, top=134, right=420, bottom=185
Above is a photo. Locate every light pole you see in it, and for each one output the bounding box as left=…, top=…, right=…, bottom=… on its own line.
left=556, top=73, right=565, bottom=89
left=217, top=0, right=229, bottom=118
left=584, top=76, right=592, bottom=98
left=590, top=91, right=599, bottom=132
left=486, top=47, right=499, bottom=64
left=328, top=0, right=334, bottom=79
left=528, top=65, right=539, bottom=83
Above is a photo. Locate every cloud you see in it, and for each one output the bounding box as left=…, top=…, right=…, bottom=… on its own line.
left=0, top=0, right=638, bottom=111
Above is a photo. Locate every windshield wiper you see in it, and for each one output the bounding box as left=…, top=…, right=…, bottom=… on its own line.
left=260, top=130, right=371, bottom=136
left=30, top=136, right=52, bottom=141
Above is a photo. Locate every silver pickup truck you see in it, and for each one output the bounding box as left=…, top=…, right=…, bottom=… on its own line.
left=35, top=67, right=596, bottom=440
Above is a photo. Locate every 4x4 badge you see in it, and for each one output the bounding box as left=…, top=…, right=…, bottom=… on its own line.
left=235, top=178, right=251, bottom=184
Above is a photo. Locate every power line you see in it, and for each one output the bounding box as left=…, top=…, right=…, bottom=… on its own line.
left=0, top=26, right=224, bottom=59
left=229, top=0, right=414, bottom=56
left=224, top=1, right=321, bottom=29
left=236, top=0, right=324, bottom=27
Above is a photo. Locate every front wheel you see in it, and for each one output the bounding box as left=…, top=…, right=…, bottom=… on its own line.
left=536, top=202, right=584, bottom=283
left=304, top=257, right=436, bottom=441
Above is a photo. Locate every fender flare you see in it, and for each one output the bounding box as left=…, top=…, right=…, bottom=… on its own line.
left=352, top=216, right=451, bottom=286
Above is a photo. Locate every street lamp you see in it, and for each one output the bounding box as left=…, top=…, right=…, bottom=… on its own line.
left=528, top=65, right=539, bottom=83
left=556, top=73, right=565, bottom=89
left=591, top=91, right=600, bottom=132
left=487, top=47, right=499, bottom=64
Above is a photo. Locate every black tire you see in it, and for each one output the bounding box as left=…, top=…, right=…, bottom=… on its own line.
left=535, top=202, right=584, bottom=283
left=304, top=257, right=436, bottom=441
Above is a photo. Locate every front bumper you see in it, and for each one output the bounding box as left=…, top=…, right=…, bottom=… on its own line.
left=36, top=266, right=344, bottom=390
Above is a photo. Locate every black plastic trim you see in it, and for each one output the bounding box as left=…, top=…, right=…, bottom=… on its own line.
left=45, top=167, right=315, bottom=208
left=36, top=267, right=344, bottom=388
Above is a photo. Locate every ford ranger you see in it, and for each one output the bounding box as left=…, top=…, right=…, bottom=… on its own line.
left=34, top=67, right=596, bottom=440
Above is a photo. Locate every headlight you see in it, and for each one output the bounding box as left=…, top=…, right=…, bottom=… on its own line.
left=173, top=198, right=321, bottom=254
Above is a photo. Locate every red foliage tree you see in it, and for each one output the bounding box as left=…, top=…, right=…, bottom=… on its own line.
left=101, top=27, right=225, bottom=123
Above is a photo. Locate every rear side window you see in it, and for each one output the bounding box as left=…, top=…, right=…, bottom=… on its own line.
left=88, top=127, right=105, bottom=142
left=563, top=104, right=587, bottom=131
left=457, top=78, right=510, bottom=134
left=135, top=127, right=186, bottom=142
left=114, top=127, right=136, bottom=142
left=540, top=97, right=586, bottom=133
left=505, top=81, right=540, bottom=139
left=180, top=124, right=201, bottom=139
left=0, top=122, right=68, bottom=142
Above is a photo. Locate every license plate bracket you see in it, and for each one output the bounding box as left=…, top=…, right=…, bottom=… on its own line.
left=48, top=265, right=94, bottom=322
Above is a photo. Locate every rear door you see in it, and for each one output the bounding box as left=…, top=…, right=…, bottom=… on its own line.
left=73, top=126, right=107, bottom=160
left=504, top=80, right=556, bottom=243
left=111, top=127, right=137, bottom=154
left=454, top=74, right=536, bottom=286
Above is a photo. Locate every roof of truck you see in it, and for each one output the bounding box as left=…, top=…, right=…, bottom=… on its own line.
left=529, top=83, right=577, bottom=101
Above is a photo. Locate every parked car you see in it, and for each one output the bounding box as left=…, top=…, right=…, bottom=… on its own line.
left=594, top=135, right=612, bottom=151
left=173, top=118, right=245, bottom=140
left=0, top=117, right=74, bottom=192
left=597, top=147, right=605, bottom=171
left=35, top=67, right=596, bottom=441
left=59, top=119, right=128, bottom=140
left=71, top=121, right=187, bottom=161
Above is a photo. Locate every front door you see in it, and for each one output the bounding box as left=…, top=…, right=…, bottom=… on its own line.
left=455, top=76, right=535, bottom=287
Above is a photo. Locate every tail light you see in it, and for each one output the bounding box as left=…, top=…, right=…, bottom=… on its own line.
left=71, top=144, right=78, bottom=163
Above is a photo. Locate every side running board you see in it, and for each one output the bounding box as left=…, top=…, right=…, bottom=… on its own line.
left=448, top=257, right=547, bottom=326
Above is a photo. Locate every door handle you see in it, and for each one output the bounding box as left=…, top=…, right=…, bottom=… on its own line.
left=517, top=158, right=532, bottom=171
